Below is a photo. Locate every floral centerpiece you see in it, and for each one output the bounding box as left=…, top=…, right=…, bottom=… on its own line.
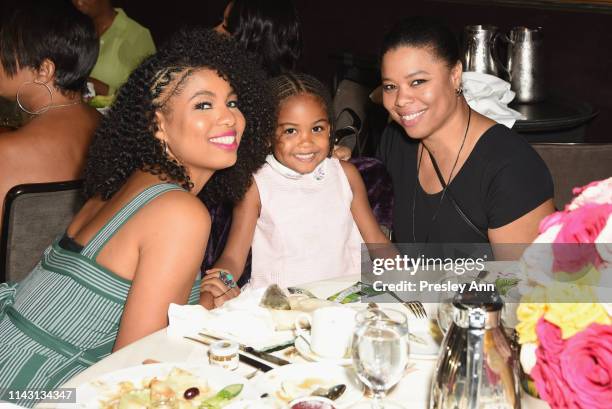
left=515, top=177, right=612, bottom=409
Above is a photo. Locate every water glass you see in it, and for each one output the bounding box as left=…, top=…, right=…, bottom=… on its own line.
left=350, top=307, right=409, bottom=409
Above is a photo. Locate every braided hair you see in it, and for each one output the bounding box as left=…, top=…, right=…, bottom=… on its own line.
left=84, top=28, right=275, bottom=204
left=268, top=72, right=334, bottom=151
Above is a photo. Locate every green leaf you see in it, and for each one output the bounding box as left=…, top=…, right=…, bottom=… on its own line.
left=199, top=384, right=243, bottom=409
left=495, top=277, right=520, bottom=296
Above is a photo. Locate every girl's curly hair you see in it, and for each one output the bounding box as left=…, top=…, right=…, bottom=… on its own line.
left=84, top=28, right=274, bottom=204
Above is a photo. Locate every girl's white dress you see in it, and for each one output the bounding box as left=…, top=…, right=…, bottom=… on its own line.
left=249, top=155, right=364, bottom=288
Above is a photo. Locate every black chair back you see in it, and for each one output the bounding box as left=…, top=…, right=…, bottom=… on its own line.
left=1, top=180, right=84, bottom=283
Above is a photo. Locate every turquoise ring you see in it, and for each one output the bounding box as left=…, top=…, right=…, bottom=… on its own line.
left=219, top=271, right=237, bottom=288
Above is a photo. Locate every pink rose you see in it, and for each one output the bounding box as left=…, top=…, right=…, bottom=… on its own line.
left=539, top=211, right=567, bottom=235
left=568, top=178, right=612, bottom=211
left=560, top=324, right=612, bottom=409
left=572, top=179, right=604, bottom=196
left=531, top=319, right=580, bottom=408
left=537, top=318, right=565, bottom=355
left=552, top=204, right=612, bottom=273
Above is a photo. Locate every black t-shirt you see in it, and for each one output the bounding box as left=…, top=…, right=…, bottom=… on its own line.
left=377, top=122, right=553, bottom=243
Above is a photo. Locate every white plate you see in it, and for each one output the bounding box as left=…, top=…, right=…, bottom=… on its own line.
left=294, top=336, right=353, bottom=366
left=254, top=362, right=364, bottom=408
left=68, top=362, right=259, bottom=408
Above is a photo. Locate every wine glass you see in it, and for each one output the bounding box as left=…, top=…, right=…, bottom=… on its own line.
left=350, top=307, right=409, bottom=409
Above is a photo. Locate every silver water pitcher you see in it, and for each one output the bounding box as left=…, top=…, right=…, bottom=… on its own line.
left=462, top=25, right=505, bottom=76
left=505, top=27, right=545, bottom=103
left=430, top=292, right=521, bottom=409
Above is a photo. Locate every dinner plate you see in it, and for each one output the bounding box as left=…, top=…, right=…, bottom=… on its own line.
left=294, top=335, right=353, bottom=366
left=66, top=362, right=259, bottom=408
left=253, top=362, right=364, bottom=408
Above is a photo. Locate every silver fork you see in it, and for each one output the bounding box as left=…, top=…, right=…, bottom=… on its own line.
left=384, top=290, right=427, bottom=319
left=367, top=303, right=428, bottom=344
left=404, top=300, right=427, bottom=319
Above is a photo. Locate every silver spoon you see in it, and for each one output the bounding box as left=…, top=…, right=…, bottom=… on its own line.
left=311, top=384, right=346, bottom=400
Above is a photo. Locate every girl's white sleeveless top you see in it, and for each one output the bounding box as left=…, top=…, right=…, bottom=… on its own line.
left=249, top=155, right=364, bottom=289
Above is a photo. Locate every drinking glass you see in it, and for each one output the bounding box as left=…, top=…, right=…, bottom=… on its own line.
left=350, top=307, right=409, bottom=409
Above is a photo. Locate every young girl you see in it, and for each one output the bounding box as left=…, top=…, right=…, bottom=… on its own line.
left=203, top=73, right=390, bottom=300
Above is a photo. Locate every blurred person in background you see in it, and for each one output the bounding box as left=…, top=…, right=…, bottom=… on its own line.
left=0, top=0, right=100, bottom=227
left=215, top=0, right=302, bottom=77
left=72, top=0, right=156, bottom=107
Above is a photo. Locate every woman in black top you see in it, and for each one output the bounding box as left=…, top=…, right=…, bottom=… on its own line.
left=378, top=17, right=554, bottom=245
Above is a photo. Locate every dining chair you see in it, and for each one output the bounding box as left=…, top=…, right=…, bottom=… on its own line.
left=333, top=79, right=373, bottom=156
left=531, top=143, right=612, bottom=209
left=0, top=180, right=85, bottom=283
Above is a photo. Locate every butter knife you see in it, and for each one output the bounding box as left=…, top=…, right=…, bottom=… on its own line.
left=198, top=332, right=291, bottom=366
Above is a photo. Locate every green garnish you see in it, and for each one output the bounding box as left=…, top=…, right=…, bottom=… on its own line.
left=199, top=384, right=243, bottom=409
left=495, top=277, right=520, bottom=296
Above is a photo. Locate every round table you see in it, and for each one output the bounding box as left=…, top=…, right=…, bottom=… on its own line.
left=45, top=276, right=549, bottom=409
left=511, top=96, right=598, bottom=143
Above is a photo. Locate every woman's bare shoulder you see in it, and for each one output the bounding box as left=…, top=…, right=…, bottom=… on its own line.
left=140, top=189, right=211, bottom=231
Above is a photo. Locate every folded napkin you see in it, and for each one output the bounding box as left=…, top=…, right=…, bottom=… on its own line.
left=167, top=303, right=211, bottom=338
left=462, top=71, right=525, bottom=128
left=167, top=288, right=294, bottom=351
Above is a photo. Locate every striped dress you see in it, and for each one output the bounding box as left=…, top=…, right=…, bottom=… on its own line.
left=0, top=183, right=201, bottom=407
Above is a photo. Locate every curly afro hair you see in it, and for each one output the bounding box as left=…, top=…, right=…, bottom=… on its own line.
left=84, top=28, right=274, bottom=204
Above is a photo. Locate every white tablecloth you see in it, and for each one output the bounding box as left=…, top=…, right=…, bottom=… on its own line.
left=48, top=275, right=548, bottom=409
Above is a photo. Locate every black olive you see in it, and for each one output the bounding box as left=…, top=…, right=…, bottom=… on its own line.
left=183, top=387, right=200, bottom=400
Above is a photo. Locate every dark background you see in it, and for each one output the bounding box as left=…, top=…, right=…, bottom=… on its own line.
left=118, top=0, right=612, bottom=142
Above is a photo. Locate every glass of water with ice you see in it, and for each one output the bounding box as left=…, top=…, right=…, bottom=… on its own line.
left=350, top=307, right=409, bottom=409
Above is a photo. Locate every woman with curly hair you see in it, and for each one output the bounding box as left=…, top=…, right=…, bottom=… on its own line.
left=0, top=28, right=273, bottom=406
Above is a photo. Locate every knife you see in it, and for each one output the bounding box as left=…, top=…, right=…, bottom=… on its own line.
left=184, top=336, right=274, bottom=372
left=198, top=332, right=291, bottom=366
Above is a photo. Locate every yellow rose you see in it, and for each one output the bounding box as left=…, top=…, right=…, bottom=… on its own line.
left=516, top=303, right=547, bottom=344
left=545, top=303, right=611, bottom=339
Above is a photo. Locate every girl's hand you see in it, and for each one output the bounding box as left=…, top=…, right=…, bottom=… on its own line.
left=200, top=269, right=240, bottom=308
left=332, top=145, right=352, bottom=161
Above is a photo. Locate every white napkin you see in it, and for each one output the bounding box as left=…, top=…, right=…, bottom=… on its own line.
left=462, top=72, right=525, bottom=128
left=167, top=288, right=294, bottom=350
left=167, top=303, right=211, bottom=338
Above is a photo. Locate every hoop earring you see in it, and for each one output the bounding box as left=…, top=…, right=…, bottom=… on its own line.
left=16, top=81, right=53, bottom=115
left=161, top=139, right=170, bottom=157
left=455, top=87, right=464, bottom=97
left=162, top=139, right=184, bottom=166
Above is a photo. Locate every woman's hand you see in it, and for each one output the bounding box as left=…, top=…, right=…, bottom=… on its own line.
left=200, top=268, right=240, bottom=308
left=88, top=77, right=110, bottom=96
